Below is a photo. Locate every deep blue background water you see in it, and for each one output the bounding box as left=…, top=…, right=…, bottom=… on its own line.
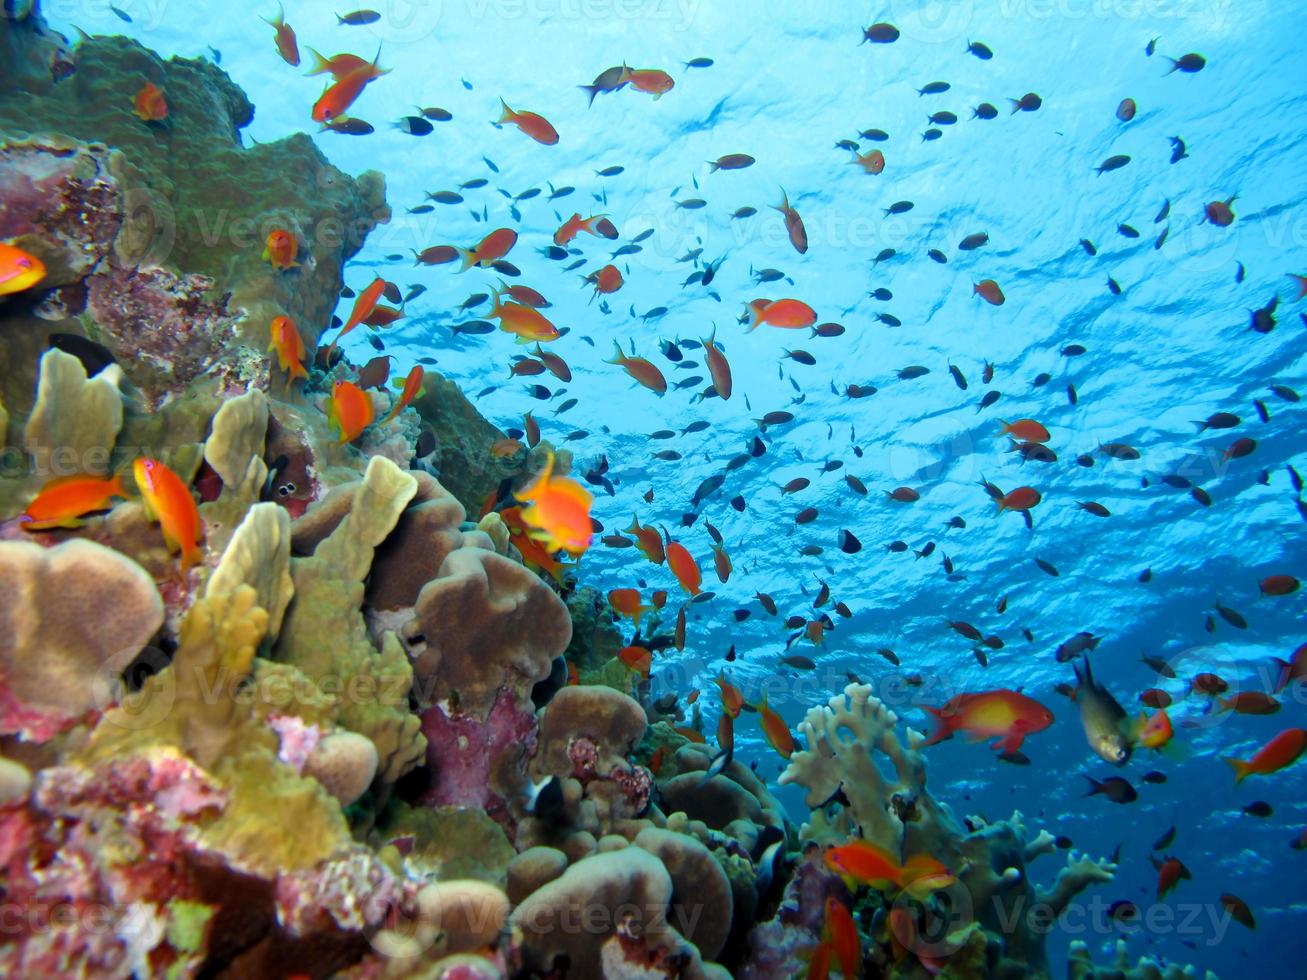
left=43, top=1, right=1307, bottom=974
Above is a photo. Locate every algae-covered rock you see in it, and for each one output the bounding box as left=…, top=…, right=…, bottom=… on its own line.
left=380, top=801, right=516, bottom=886
left=411, top=370, right=507, bottom=512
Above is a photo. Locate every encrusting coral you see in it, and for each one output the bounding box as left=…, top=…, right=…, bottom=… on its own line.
left=0, top=538, right=162, bottom=741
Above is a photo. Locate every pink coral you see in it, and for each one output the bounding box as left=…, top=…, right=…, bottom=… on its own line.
left=267, top=713, right=323, bottom=773
left=568, top=736, right=600, bottom=782
left=275, top=851, right=408, bottom=938
left=416, top=687, right=537, bottom=826
left=609, top=764, right=653, bottom=815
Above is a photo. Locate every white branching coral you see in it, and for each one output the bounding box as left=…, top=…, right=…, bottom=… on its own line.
left=778, top=682, right=927, bottom=851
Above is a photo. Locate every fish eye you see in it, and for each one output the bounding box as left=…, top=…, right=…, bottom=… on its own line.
left=277, top=483, right=296, bottom=497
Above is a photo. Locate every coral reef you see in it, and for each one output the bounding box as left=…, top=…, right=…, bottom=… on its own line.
left=1068, top=940, right=1218, bottom=980
left=0, top=12, right=1149, bottom=980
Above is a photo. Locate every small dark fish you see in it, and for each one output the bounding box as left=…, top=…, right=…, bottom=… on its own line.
left=859, top=128, right=890, bottom=141
left=395, top=116, right=434, bottom=136
left=676, top=198, right=707, bottom=210
left=406, top=204, right=434, bottom=214
left=1009, top=92, right=1042, bottom=113
left=973, top=103, right=998, bottom=120
left=1067, top=383, right=1078, bottom=405
left=862, top=22, right=900, bottom=43
left=877, top=313, right=902, bottom=327
left=731, top=207, right=757, bottom=220
left=1154, top=227, right=1169, bottom=250
left=959, top=232, right=989, bottom=251
left=730, top=494, right=745, bottom=512
left=978, top=390, right=1001, bottom=411
left=419, top=107, right=453, bottom=122
left=838, top=529, right=861, bottom=554
left=918, top=80, right=950, bottom=95
left=1118, top=223, right=1139, bottom=238
left=887, top=540, right=909, bottom=554
left=921, top=128, right=942, bottom=142
left=1235, top=261, right=1245, bottom=283
left=1078, top=501, right=1110, bottom=518
left=1080, top=238, right=1098, bottom=256
left=928, top=111, right=957, bottom=126
left=1214, top=602, right=1247, bottom=630
left=684, top=57, right=713, bottom=68
left=367, top=334, right=384, bottom=352
left=109, top=3, right=132, bottom=21
left=1062, top=344, right=1086, bottom=356
left=967, top=40, right=993, bottom=59
left=337, top=9, right=382, bottom=25
left=548, top=184, right=573, bottom=199
left=1035, top=557, right=1059, bottom=577
left=1141, top=654, right=1176, bottom=678
left=1096, top=154, right=1131, bottom=175
left=1168, top=136, right=1188, bottom=164
left=1165, top=52, right=1206, bottom=74
left=1192, top=486, right=1212, bottom=507
left=884, top=200, right=914, bottom=216
left=780, top=654, right=816, bottom=670
left=1156, top=199, right=1171, bottom=223
left=1146, top=38, right=1157, bottom=56
left=927, top=248, right=948, bottom=264
left=949, top=363, right=968, bottom=390
left=1142, top=770, right=1167, bottom=784
left=596, top=165, right=625, bottom=177
left=427, top=190, right=464, bottom=204
left=874, top=248, right=896, bottom=264
left=1085, top=775, right=1137, bottom=804
left=1243, top=801, right=1273, bottom=818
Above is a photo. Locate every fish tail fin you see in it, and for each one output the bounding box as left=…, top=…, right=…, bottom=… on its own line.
left=497, top=98, right=514, bottom=124
left=289, top=359, right=309, bottom=383
left=1224, top=757, right=1252, bottom=785
left=603, top=340, right=625, bottom=365
left=1008, top=99, right=1022, bottom=114
left=304, top=46, right=330, bottom=75
left=918, top=706, right=952, bottom=747
left=578, top=84, right=598, bottom=107
left=1083, top=775, right=1102, bottom=796
left=996, top=419, right=1011, bottom=435
left=105, top=472, right=129, bottom=500
left=455, top=247, right=477, bottom=272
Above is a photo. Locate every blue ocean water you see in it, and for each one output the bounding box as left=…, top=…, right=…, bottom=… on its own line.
left=44, top=1, right=1307, bottom=974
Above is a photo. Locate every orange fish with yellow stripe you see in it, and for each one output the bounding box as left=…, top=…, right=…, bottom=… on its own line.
left=21, top=473, right=129, bottom=530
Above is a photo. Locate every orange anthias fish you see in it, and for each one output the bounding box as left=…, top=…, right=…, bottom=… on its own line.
left=1133, top=708, right=1173, bottom=750
left=823, top=897, right=860, bottom=980
left=757, top=692, right=795, bottom=758
left=618, top=645, right=652, bottom=678
left=496, top=99, right=559, bottom=145
left=712, top=543, right=732, bottom=583
left=997, top=486, right=1041, bottom=512
left=0, top=243, right=46, bottom=297
left=263, top=3, right=300, bottom=66
left=805, top=940, right=834, bottom=980
left=21, top=473, right=128, bottom=530
left=522, top=411, right=541, bottom=447
left=717, top=711, right=734, bottom=753
left=702, top=327, right=733, bottom=399
left=491, top=437, right=524, bottom=459
left=1155, top=856, right=1191, bottom=898
left=824, top=840, right=903, bottom=891
left=675, top=726, right=706, bottom=744
left=998, top=418, right=1050, bottom=444
left=501, top=506, right=566, bottom=583
left=607, top=341, right=667, bottom=393
left=133, top=82, right=168, bottom=121
left=312, top=55, right=381, bottom=124
left=666, top=539, right=702, bottom=595
left=305, top=48, right=388, bottom=80
left=772, top=189, right=808, bottom=254
left=554, top=212, right=606, bottom=246
left=133, top=458, right=202, bottom=572
left=715, top=673, right=745, bottom=718
left=974, top=279, right=1006, bottom=305
left=622, top=67, right=675, bottom=99
left=747, top=298, right=818, bottom=331
left=380, top=365, right=424, bottom=425
left=517, top=450, right=594, bottom=557
left=920, top=689, right=1055, bottom=755
left=586, top=264, right=623, bottom=299
left=490, top=288, right=562, bottom=344
left=457, top=228, right=518, bottom=272
left=328, top=276, right=386, bottom=357
left=262, top=228, right=299, bottom=270
left=625, top=515, right=665, bottom=564
left=1225, top=728, right=1307, bottom=784
left=608, top=587, right=651, bottom=628
left=853, top=148, right=885, bottom=174
left=267, top=314, right=308, bottom=382
left=327, top=379, right=375, bottom=444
